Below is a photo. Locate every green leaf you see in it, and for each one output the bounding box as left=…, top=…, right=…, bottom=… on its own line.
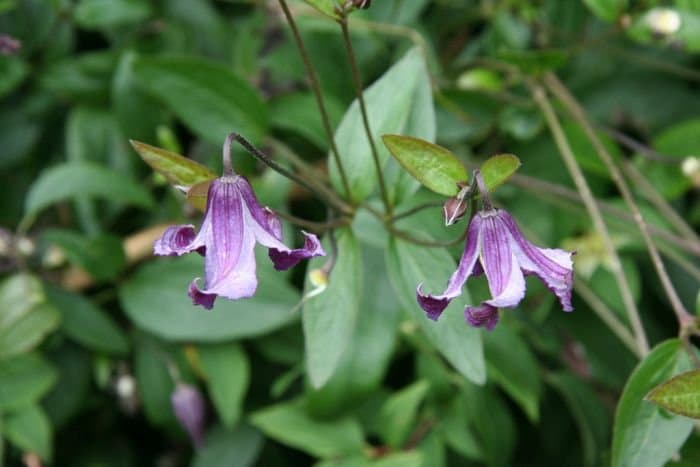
left=329, top=47, right=433, bottom=202
left=42, top=345, right=92, bottom=429
left=135, top=337, right=175, bottom=426
left=302, top=229, right=362, bottom=388
left=132, top=56, right=268, bottom=144
left=250, top=399, right=365, bottom=458
left=646, top=370, right=700, bottom=419
left=0, top=302, right=60, bottom=359
left=479, top=154, right=522, bottom=192
left=74, top=0, right=151, bottom=29
left=0, top=274, right=44, bottom=331
left=3, top=405, right=52, bottom=461
left=193, top=424, right=263, bottom=467
left=483, top=324, right=541, bottom=421
left=0, top=353, right=56, bottom=411
left=129, top=140, right=215, bottom=187
left=306, top=245, right=400, bottom=417
left=198, top=343, right=250, bottom=427
left=120, top=254, right=299, bottom=341
left=382, top=135, right=468, bottom=197
left=386, top=238, right=485, bottom=385
left=45, top=286, right=129, bottom=355
left=378, top=380, right=430, bottom=447
left=304, top=0, right=341, bottom=19
left=583, top=0, right=627, bottom=21
left=547, top=372, right=611, bottom=467
left=24, top=162, right=154, bottom=217
left=42, top=230, right=126, bottom=282
left=612, top=339, right=694, bottom=467
left=0, top=55, right=28, bottom=99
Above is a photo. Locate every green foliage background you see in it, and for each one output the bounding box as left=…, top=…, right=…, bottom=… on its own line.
left=0, top=0, right=699, bottom=466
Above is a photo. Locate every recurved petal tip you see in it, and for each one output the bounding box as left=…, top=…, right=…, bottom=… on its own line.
left=465, top=304, right=500, bottom=330
left=268, top=231, right=325, bottom=271
left=154, top=225, right=197, bottom=256
left=416, top=283, right=450, bottom=321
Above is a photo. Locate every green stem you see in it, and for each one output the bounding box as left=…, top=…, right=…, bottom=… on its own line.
left=276, top=0, right=352, bottom=199
left=274, top=210, right=350, bottom=233
left=529, top=80, right=650, bottom=356
left=391, top=201, right=444, bottom=222
left=388, top=225, right=466, bottom=248
left=339, top=17, right=391, bottom=214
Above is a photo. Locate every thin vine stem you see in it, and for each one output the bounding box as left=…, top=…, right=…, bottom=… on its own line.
left=339, top=17, right=391, bottom=214
left=276, top=0, right=352, bottom=199
left=229, top=133, right=352, bottom=215
left=388, top=225, right=467, bottom=248
left=529, top=80, right=650, bottom=356
left=273, top=210, right=350, bottom=233
left=391, top=201, right=444, bottom=222
left=544, top=73, right=693, bottom=331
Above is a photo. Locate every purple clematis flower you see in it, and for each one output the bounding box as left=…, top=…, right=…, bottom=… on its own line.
left=154, top=134, right=325, bottom=310
left=416, top=173, right=573, bottom=330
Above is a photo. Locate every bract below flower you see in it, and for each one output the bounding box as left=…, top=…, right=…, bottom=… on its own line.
left=416, top=208, right=573, bottom=330
left=154, top=174, right=325, bottom=310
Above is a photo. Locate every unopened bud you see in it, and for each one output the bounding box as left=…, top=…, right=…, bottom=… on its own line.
left=171, top=383, right=206, bottom=448
left=682, top=156, right=700, bottom=187
left=353, top=0, right=371, bottom=8
left=443, top=197, right=468, bottom=226
left=646, top=8, right=681, bottom=36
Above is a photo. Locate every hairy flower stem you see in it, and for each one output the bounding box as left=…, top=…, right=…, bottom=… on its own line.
left=530, top=81, right=650, bottom=356
left=276, top=0, right=352, bottom=199
left=544, top=73, right=694, bottom=331
left=229, top=133, right=352, bottom=215
left=339, top=17, right=392, bottom=215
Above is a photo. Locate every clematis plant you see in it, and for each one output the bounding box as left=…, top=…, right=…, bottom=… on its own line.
left=417, top=170, right=574, bottom=330
left=154, top=133, right=326, bottom=309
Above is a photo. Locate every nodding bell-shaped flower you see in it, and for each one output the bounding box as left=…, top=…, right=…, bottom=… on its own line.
left=154, top=134, right=326, bottom=310
left=417, top=171, right=574, bottom=330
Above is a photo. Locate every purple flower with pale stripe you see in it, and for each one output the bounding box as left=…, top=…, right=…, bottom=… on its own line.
left=417, top=207, right=574, bottom=330
left=154, top=134, right=325, bottom=309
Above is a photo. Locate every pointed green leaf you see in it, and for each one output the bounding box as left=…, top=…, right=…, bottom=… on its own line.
left=25, top=162, right=154, bottom=217
left=583, top=0, right=627, bottom=21
left=378, top=380, right=430, bottom=447
left=382, top=135, right=468, bottom=197
left=132, top=56, right=268, bottom=144
left=193, top=424, right=263, bottom=467
left=480, top=154, right=521, bottom=192
left=302, top=229, right=362, bottom=388
left=250, top=399, right=365, bottom=458
left=0, top=353, right=56, bottom=411
left=385, top=237, right=485, bottom=385
left=3, top=405, right=52, bottom=461
left=130, top=140, right=215, bottom=187
left=198, top=343, right=250, bottom=427
left=612, top=339, right=694, bottom=467
left=0, top=302, right=60, bottom=359
left=646, top=370, right=700, bottom=419
left=45, top=286, right=129, bottom=355
left=329, top=48, right=433, bottom=202
left=304, top=0, right=341, bottom=20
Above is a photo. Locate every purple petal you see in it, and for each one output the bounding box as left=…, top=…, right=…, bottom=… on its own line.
left=416, top=213, right=483, bottom=320
left=188, top=279, right=217, bottom=310
left=154, top=225, right=198, bottom=256
left=238, top=179, right=326, bottom=270
left=480, top=211, right=526, bottom=309
left=171, top=383, right=206, bottom=448
left=267, top=231, right=326, bottom=271
left=498, top=210, right=574, bottom=312
left=465, top=303, right=500, bottom=330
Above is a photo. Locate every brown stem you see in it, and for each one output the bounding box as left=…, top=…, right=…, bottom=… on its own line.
left=339, top=17, right=391, bottom=213
left=530, top=79, right=649, bottom=356
left=276, top=0, right=352, bottom=198
left=545, top=73, right=693, bottom=332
